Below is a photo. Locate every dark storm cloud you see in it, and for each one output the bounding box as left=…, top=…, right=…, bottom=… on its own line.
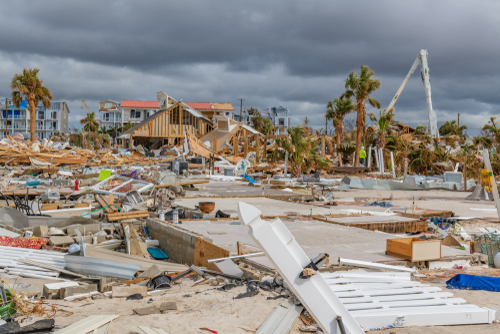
left=0, top=0, right=499, bottom=133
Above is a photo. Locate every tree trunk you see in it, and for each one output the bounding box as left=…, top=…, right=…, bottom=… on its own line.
left=291, top=163, right=301, bottom=178
left=29, top=99, right=36, bottom=142
left=403, top=156, right=408, bottom=177
left=354, top=100, right=365, bottom=167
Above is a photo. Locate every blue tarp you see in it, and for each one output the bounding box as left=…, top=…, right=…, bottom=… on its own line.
left=446, top=274, right=500, bottom=292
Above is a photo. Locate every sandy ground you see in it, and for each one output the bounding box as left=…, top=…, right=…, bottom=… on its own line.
left=1, top=273, right=282, bottom=334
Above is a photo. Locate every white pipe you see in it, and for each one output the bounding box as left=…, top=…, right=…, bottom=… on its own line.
left=41, top=207, right=92, bottom=214
left=373, top=147, right=378, bottom=172
left=367, top=147, right=372, bottom=168
left=64, top=291, right=99, bottom=301
left=207, top=252, right=265, bottom=263
left=0, top=263, right=54, bottom=272
left=8, top=272, right=67, bottom=281
left=390, top=151, right=396, bottom=178
left=379, top=148, right=385, bottom=174
left=6, top=269, right=59, bottom=277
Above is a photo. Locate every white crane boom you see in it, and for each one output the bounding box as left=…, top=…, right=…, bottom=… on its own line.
left=386, top=49, right=438, bottom=138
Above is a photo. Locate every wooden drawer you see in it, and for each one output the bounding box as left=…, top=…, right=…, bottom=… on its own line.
left=386, top=237, right=441, bottom=262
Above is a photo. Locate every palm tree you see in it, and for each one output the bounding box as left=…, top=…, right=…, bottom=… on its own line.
left=98, top=125, right=108, bottom=135
left=343, top=66, right=381, bottom=166
left=367, top=108, right=395, bottom=151
left=80, top=111, right=101, bottom=132
left=121, top=121, right=134, bottom=132
left=483, top=116, right=500, bottom=143
left=10, top=68, right=52, bottom=141
left=107, top=124, right=120, bottom=146
left=250, top=111, right=273, bottom=136
left=387, top=134, right=414, bottom=176
left=276, top=126, right=329, bottom=178
left=415, top=125, right=427, bottom=135
left=326, top=96, right=354, bottom=164
left=439, top=120, right=467, bottom=138
left=303, top=117, right=312, bottom=137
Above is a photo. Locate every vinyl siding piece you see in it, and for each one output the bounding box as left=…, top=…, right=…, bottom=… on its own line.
left=255, top=301, right=303, bottom=334
left=133, top=326, right=170, bottom=334
left=54, top=315, right=119, bottom=334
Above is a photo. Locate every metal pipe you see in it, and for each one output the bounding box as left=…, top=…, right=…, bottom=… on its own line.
left=206, top=252, right=265, bottom=263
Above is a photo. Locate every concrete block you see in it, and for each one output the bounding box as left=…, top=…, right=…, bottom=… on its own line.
left=33, top=226, right=49, bottom=237
left=60, top=284, right=98, bottom=299
left=160, top=302, right=177, bottom=312
left=49, top=236, right=75, bottom=246
left=173, top=229, right=183, bottom=243
left=178, top=244, right=190, bottom=257
left=43, top=282, right=79, bottom=299
left=66, top=224, right=101, bottom=236
left=138, top=265, right=163, bottom=278
left=112, top=285, right=147, bottom=298
left=182, top=233, right=192, bottom=245
left=134, top=306, right=161, bottom=316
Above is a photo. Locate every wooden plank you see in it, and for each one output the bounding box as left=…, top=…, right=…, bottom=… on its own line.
left=41, top=203, right=59, bottom=211
left=194, top=237, right=230, bottom=272
left=156, top=179, right=209, bottom=189
left=121, top=222, right=144, bottom=257
left=97, top=195, right=114, bottom=213
left=386, top=238, right=441, bottom=262
left=100, top=194, right=118, bottom=213
left=107, top=210, right=149, bottom=222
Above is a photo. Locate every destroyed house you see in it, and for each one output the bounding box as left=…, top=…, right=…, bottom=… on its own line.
left=119, top=101, right=214, bottom=149
left=184, top=102, right=234, bottom=120
left=193, top=115, right=264, bottom=156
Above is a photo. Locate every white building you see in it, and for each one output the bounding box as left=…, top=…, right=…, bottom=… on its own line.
left=0, top=99, right=70, bottom=139
left=121, top=100, right=160, bottom=125
left=99, top=100, right=122, bottom=127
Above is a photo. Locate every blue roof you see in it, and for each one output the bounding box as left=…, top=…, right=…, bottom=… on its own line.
left=6, top=99, right=28, bottom=109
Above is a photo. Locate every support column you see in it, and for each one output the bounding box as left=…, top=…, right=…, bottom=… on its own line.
left=213, top=137, right=218, bottom=153
left=244, top=130, right=249, bottom=157
left=482, top=149, right=500, bottom=219
left=255, top=135, right=260, bottom=163
left=233, top=134, right=239, bottom=157
left=321, top=135, right=326, bottom=158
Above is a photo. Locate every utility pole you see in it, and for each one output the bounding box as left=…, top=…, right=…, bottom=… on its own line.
left=238, top=98, right=244, bottom=123
left=325, top=115, right=328, bottom=134
left=458, top=113, right=460, bottom=127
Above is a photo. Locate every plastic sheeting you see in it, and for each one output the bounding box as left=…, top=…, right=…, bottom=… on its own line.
left=446, top=274, right=500, bottom=292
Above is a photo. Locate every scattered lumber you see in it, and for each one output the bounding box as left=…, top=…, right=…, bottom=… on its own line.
left=107, top=210, right=150, bottom=221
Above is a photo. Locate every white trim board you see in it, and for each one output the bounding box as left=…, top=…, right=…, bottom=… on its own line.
left=238, top=202, right=364, bottom=334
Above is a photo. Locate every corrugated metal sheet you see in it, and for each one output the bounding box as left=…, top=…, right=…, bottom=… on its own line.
left=64, top=255, right=140, bottom=279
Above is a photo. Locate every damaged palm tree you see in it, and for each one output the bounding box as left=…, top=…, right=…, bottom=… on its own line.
left=343, top=66, right=381, bottom=167
left=275, top=126, right=329, bottom=178
left=326, top=96, right=354, bottom=165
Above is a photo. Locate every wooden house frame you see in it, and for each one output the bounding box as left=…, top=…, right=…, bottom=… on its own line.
left=119, top=101, right=213, bottom=149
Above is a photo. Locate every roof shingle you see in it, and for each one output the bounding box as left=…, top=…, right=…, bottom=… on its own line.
left=121, top=100, right=159, bottom=108
left=184, top=102, right=212, bottom=110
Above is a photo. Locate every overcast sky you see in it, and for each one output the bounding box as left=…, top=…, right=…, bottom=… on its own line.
left=0, top=0, right=499, bottom=135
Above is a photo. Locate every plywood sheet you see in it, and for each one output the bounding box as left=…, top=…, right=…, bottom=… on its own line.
left=194, top=237, right=229, bottom=272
